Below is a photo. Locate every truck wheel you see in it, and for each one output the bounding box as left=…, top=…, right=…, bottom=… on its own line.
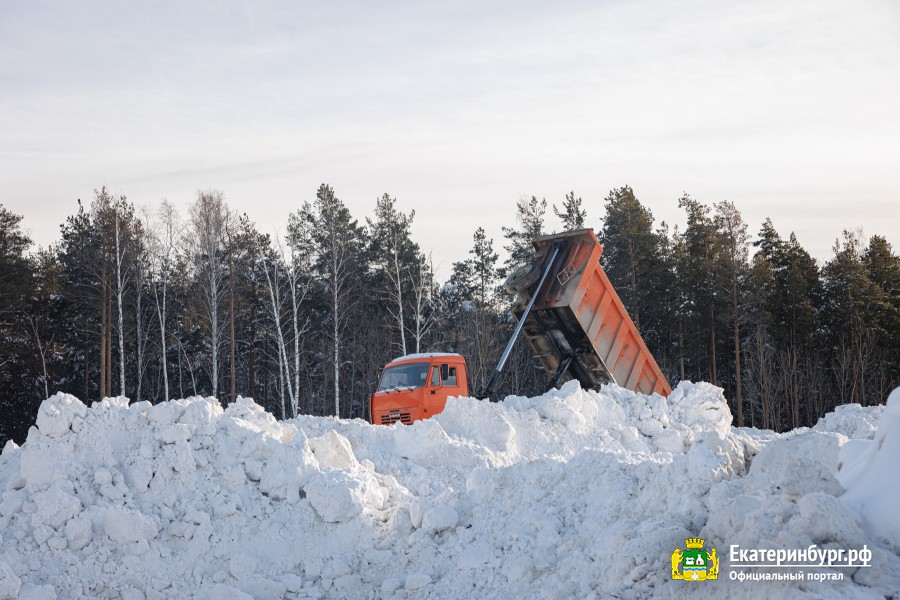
left=505, top=262, right=541, bottom=294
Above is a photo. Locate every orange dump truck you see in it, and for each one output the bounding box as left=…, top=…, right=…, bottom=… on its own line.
left=370, top=353, right=469, bottom=425
left=369, top=228, right=670, bottom=425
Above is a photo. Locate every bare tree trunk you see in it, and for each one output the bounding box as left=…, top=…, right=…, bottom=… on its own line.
left=392, top=246, right=407, bottom=356
left=249, top=305, right=256, bottom=399
left=135, top=266, right=143, bottom=401
left=178, top=339, right=197, bottom=396
left=291, top=279, right=301, bottom=413
left=709, top=303, right=717, bottom=386
left=629, top=237, right=640, bottom=330
left=177, top=342, right=184, bottom=399
left=154, top=284, right=169, bottom=402
left=260, top=248, right=296, bottom=416
left=229, top=247, right=236, bottom=405
left=856, top=328, right=876, bottom=407
left=758, top=326, right=771, bottom=431
left=411, top=253, right=436, bottom=353
left=211, top=267, right=219, bottom=400
left=333, top=283, right=340, bottom=418
left=29, top=317, right=49, bottom=399
left=83, top=342, right=89, bottom=400
left=100, top=273, right=107, bottom=399
left=106, top=291, right=112, bottom=397
left=732, top=273, right=743, bottom=427
left=115, top=212, right=126, bottom=396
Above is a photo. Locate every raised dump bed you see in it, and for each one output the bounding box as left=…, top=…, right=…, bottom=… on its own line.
left=505, top=228, right=671, bottom=397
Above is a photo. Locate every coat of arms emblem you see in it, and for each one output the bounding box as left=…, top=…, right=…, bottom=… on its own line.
left=671, top=538, right=719, bottom=581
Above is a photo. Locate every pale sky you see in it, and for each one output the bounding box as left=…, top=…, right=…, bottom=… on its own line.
left=1, top=0, right=898, bottom=277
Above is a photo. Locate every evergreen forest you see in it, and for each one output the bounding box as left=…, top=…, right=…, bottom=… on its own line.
left=1, top=185, right=897, bottom=445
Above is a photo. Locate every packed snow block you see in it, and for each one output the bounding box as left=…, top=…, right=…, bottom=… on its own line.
left=35, top=393, right=87, bottom=438
left=258, top=462, right=306, bottom=504
left=666, top=381, right=732, bottom=439
left=156, top=423, right=191, bottom=445
left=0, top=490, right=24, bottom=518
left=420, top=504, right=458, bottom=533
left=380, top=576, right=402, bottom=595
left=814, top=403, right=883, bottom=439
left=16, top=583, right=57, bottom=600
left=234, top=577, right=287, bottom=599
left=278, top=574, right=303, bottom=593
left=257, top=435, right=316, bottom=503
left=437, top=399, right=517, bottom=453
left=147, top=400, right=186, bottom=425
left=529, top=381, right=591, bottom=431
left=305, top=470, right=384, bottom=523
left=405, top=573, right=431, bottom=590
left=309, top=430, right=359, bottom=470
left=94, top=396, right=130, bottom=411
left=392, top=418, right=452, bottom=460
left=0, top=561, right=21, bottom=600
left=223, top=397, right=291, bottom=443
left=65, top=514, right=93, bottom=550
left=839, top=387, right=900, bottom=550
left=652, top=428, right=684, bottom=454
left=199, top=584, right=254, bottom=600
left=229, top=554, right=256, bottom=580
left=501, top=554, right=534, bottom=582
left=178, top=397, right=223, bottom=435
left=745, top=430, right=844, bottom=498
left=30, top=486, right=81, bottom=529
left=789, top=492, right=866, bottom=547
left=104, top=507, right=158, bottom=545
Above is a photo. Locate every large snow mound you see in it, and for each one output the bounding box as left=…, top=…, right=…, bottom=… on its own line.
left=0, top=383, right=896, bottom=599
left=838, top=388, right=900, bottom=553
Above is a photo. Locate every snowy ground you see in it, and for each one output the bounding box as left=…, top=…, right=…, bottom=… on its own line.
left=0, top=381, right=898, bottom=599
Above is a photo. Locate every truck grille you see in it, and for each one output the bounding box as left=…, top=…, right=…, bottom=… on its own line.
left=380, top=412, right=411, bottom=425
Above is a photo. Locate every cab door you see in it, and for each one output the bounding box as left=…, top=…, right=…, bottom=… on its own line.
left=425, top=362, right=466, bottom=417
left=423, top=364, right=443, bottom=417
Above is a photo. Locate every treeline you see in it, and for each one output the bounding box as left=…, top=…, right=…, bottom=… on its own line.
left=0, top=185, right=897, bottom=445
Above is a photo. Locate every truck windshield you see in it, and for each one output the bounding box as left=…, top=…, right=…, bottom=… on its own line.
left=377, top=363, right=430, bottom=391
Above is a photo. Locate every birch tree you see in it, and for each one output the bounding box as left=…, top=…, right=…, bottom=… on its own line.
left=258, top=226, right=312, bottom=419
left=146, top=200, right=181, bottom=402
left=189, top=189, right=229, bottom=400
left=367, top=194, right=417, bottom=357
left=410, top=252, right=437, bottom=353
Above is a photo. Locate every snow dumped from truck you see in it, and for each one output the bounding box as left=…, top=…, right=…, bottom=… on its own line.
left=0, top=383, right=898, bottom=599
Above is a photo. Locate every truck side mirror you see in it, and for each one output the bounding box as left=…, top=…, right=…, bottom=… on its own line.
left=441, top=364, right=449, bottom=381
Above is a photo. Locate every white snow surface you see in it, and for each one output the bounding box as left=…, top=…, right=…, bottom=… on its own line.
left=0, top=383, right=897, bottom=599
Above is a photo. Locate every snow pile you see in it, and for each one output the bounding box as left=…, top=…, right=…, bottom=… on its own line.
left=0, top=383, right=897, bottom=599
left=838, top=388, right=900, bottom=553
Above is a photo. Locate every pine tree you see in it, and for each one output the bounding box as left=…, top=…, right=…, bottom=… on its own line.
left=502, top=196, right=546, bottom=277
left=676, top=194, right=722, bottom=384
left=0, top=205, right=36, bottom=446
left=295, top=184, right=367, bottom=417
left=554, top=191, right=586, bottom=230
left=822, top=231, right=884, bottom=405
left=444, top=227, right=500, bottom=390
left=714, top=200, right=750, bottom=426
left=599, top=186, right=660, bottom=333
left=862, top=235, right=900, bottom=381
left=751, top=220, right=822, bottom=428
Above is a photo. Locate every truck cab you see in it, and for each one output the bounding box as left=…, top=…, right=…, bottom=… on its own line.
left=369, top=353, right=469, bottom=425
